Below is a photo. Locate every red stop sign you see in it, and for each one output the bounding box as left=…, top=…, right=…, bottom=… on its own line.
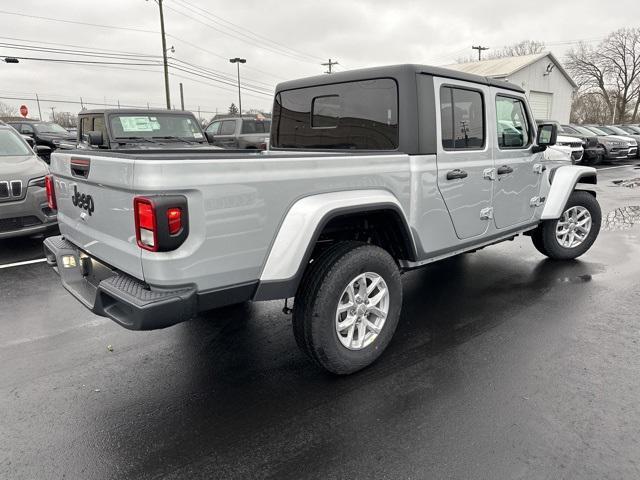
left=19, top=105, right=28, bottom=117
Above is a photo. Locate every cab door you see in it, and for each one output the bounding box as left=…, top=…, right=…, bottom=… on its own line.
left=435, top=79, right=493, bottom=239
left=491, top=92, right=541, bottom=229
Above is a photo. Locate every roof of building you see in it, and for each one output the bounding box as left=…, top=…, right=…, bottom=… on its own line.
left=275, top=64, right=525, bottom=93
left=444, top=52, right=577, bottom=89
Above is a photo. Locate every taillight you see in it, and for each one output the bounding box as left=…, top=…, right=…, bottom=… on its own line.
left=167, top=208, right=182, bottom=235
left=45, top=175, right=57, bottom=210
left=134, top=197, right=157, bottom=251
left=133, top=195, right=189, bottom=252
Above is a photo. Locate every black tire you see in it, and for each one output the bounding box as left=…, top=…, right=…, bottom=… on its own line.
left=293, top=241, right=402, bottom=375
left=531, top=190, right=601, bottom=260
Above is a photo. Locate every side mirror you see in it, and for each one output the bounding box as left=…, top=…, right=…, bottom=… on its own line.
left=205, top=132, right=215, bottom=144
left=34, top=145, right=52, bottom=163
left=533, top=123, right=557, bottom=153
left=22, top=135, right=35, bottom=147
left=84, top=130, right=103, bottom=146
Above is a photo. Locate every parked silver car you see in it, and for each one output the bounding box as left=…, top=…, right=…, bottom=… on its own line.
left=0, top=122, right=57, bottom=238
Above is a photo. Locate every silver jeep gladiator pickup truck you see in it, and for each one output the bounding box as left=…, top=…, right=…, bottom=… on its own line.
left=44, top=64, right=601, bottom=374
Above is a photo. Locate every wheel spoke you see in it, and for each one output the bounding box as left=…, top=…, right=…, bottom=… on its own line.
left=368, top=288, right=387, bottom=307
left=345, top=322, right=356, bottom=346
left=364, top=319, right=381, bottom=334
left=368, top=306, right=387, bottom=319
left=367, top=276, right=382, bottom=295
left=337, top=315, right=356, bottom=331
left=337, top=302, right=354, bottom=314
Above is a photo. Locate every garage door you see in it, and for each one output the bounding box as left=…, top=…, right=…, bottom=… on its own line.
left=528, top=91, right=553, bottom=120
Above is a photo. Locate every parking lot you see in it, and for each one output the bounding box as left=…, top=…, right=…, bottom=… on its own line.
left=1, top=162, right=639, bottom=479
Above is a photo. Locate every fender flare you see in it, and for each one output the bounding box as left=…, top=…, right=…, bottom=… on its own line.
left=541, top=166, right=597, bottom=220
left=254, top=190, right=416, bottom=301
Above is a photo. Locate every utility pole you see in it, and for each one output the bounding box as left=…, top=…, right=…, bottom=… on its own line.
left=472, top=46, right=489, bottom=61
left=322, top=58, right=339, bottom=74
left=80, top=96, right=84, bottom=110
left=179, top=82, right=184, bottom=110
left=229, top=57, right=246, bottom=115
left=35, top=93, right=42, bottom=120
left=149, top=0, right=171, bottom=109
left=50, top=106, right=56, bottom=122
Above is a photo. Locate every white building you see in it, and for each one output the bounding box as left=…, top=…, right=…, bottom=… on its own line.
left=445, top=52, right=577, bottom=123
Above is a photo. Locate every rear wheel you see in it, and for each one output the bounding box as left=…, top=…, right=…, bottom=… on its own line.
left=293, top=242, right=402, bottom=375
left=532, top=190, right=601, bottom=260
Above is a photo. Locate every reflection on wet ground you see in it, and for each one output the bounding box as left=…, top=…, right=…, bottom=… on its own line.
left=603, top=206, right=640, bottom=231
left=612, top=178, right=640, bottom=188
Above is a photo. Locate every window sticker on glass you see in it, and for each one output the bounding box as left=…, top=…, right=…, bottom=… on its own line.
left=119, top=116, right=154, bottom=132
left=194, top=132, right=204, bottom=139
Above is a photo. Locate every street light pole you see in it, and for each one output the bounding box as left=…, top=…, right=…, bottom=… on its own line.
left=229, top=57, right=246, bottom=115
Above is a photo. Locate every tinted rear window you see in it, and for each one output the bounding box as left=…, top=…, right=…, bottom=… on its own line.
left=241, top=119, right=271, bottom=134
left=272, top=78, right=398, bottom=150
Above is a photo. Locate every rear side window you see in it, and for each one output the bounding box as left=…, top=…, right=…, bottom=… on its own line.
left=496, top=96, right=530, bottom=148
left=272, top=78, right=398, bottom=150
left=220, top=120, right=236, bottom=135
left=22, top=124, right=34, bottom=134
left=440, top=86, right=485, bottom=150
left=240, top=120, right=270, bottom=134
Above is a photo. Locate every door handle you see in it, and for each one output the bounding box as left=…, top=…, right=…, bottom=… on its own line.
left=446, top=169, right=468, bottom=180
left=497, top=165, right=514, bottom=175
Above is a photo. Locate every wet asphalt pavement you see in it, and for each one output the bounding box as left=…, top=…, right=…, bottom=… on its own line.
left=2, top=163, right=640, bottom=479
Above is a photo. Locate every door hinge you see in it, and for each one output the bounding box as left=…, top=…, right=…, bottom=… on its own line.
left=533, top=164, right=546, bottom=174
left=530, top=196, right=546, bottom=207
left=483, top=168, right=497, bottom=181
left=480, top=207, right=494, bottom=220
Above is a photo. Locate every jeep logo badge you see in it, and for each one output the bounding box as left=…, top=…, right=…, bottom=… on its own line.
left=71, top=185, right=95, bottom=216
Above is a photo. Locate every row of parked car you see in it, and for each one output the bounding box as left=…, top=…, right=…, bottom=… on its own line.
left=547, top=121, right=640, bottom=165
left=3, top=109, right=271, bottom=163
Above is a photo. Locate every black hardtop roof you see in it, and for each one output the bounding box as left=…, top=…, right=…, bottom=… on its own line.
left=79, top=108, right=197, bottom=116
left=275, top=63, right=525, bottom=93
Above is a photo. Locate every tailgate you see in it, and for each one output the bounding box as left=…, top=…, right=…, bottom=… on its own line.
left=49, top=152, right=142, bottom=279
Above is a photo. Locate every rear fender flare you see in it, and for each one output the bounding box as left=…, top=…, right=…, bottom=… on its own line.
left=254, top=190, right=415, bottom=300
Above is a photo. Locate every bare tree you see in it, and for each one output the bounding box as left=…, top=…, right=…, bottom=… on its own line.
left=570, top=91, right=611, bottom=124
left=566, top=28, right=640, bottom=123
left=456, top=40, right=546, bottom=64
left=52, top=111, right=77, bottom=128
left=0, top=101, right=18, bottom=118
left=228, top=103, right=239, bottom=115
left=488, top=40, right=546, bottom=59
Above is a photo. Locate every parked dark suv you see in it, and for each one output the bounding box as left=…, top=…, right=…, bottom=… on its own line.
left=558, top=124, right=605, bottom=165
left=5, top=119, right=76, bottom=162
left=204, top=116, right=271, bottom=149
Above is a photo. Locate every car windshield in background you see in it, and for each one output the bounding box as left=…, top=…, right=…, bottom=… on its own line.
left=34, top=122, right=69, bottom=134
left=595, top=126, right=616, bottom=135
left=0, top=129, right=31, bottom=156
left=560, top=125, right=580, bottom=135
left=109, top=114, right=205, bottom=140
left=585, top=126, right=608, bottom=136
left=608, top=126, right=631, bottom=135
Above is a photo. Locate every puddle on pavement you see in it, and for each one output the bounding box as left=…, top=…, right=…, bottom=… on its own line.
left=612, top=178, right=640, bottom=188
left=557, top=274, right=592, bottom=284
left=603, top=206, right=640, bottom=231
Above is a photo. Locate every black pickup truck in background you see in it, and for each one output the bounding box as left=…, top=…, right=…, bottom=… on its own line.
left=76, top=109, right=212, bottom=150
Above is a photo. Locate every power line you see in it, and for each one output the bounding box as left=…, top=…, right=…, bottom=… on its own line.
left=161, top=3, right=320, bottom=65
left=171, top=0, right=324, bottom=62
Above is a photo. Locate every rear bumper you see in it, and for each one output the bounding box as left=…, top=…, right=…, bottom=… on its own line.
left=43, top=235, right=257, bottom=330
left=44, top=235, right=197, bottom=330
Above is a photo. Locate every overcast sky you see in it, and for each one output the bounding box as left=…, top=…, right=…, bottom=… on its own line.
left=1, top=0, right=638, bottom=121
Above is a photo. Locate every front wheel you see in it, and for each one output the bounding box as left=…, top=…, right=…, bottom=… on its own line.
left=532, top=190, right=601, bottom=260
left=293, top=242, right=402, bottom=375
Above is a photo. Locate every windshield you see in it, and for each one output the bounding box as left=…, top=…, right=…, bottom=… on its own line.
left=585, top=126, right=607, bottom=135
left=623, top=125, right=640, bottom=134
left=0, top=129, right=32, bottom=156
left=34, top=122, right=69, bottom=134
left=573, top=126, right=595, bottom=136
left=109, top=114, right=205, bottom=140
left=608, top=126, right=631, bottom=135
left=560, top=125, right=580, bottom=135
left=595, top=126, right=615, bottom=135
